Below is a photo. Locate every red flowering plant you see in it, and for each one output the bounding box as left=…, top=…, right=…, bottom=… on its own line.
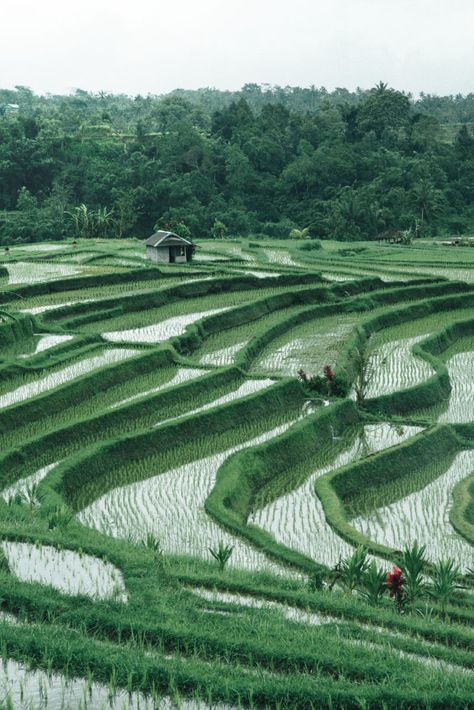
left=297, top=365, right=349, bottom=398
left=324, top=364, right=336, bottom=394
left=385, top=564, right=406, bottom=611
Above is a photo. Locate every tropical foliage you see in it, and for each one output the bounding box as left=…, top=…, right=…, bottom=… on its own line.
left=2, top=83, right=474, bottom=243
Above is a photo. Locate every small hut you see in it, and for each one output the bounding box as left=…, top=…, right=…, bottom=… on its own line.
left=144, top=231, right=193, bottom=264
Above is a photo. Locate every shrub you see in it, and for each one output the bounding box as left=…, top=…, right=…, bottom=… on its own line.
left=335, top=546, right=370, bottom=594
left=359, top=561, right=387, bottom=606
left=297, top=240, right=322, bottom=251
left=396, top=542, right=427, bottom=607
left=429, top=559, right=462, bottom=616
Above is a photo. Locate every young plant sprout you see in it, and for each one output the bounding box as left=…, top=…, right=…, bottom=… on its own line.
left=209, top=541, right=234, bottom=571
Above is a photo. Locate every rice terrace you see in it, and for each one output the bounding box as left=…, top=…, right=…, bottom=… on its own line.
left=0, top=234, right=473, bottom=708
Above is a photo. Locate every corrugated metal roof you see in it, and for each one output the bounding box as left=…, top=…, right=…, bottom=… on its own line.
left=145, top=231, right=192, bottom=248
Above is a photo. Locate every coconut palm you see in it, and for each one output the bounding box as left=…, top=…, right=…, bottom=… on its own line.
left=411, top=179, right=444, bottom=225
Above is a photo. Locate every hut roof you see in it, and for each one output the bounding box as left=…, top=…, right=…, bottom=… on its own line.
left=145, top=231, right=192, bottom=248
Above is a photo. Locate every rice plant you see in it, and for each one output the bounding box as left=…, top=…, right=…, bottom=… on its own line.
left=3, top=240, right=474, bottom=707
left=1, top=541, right=127, bottom=601
left=351, top=450, right=474, bottom=571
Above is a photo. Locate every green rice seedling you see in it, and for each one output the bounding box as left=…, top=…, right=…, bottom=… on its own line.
left=371, top=305, right=474, bottom=347
left=12, top=277, right=185, bottom=313
left=252, top=422, right=420, bottom=569
left=0, top=656, right=153, bottom=709
left=209, top=542, right=234, bottom=571
left=358, top=561, right=387, bottom=606
left=0, top=548, right=10, bottom=575
left=2, top=541, right=127, bottom=600
left=429, top=559, right=463, bottom=616
left=397, top=541, right=427, bottom=608
left=141, top=532, right=165, bottom=567
left=80, top=283, right=314, bottom=336
left=6, top=241, right=474, bottom=708
left=439, top=349, right=474, bottom=422
left=5, top=261, right=82, bottom=285
left=0, top=347, right=138, bottom=409
left=254, top=313, right=359, bottom=378
left=77, top=419, right=300, bottom=577
left=363, top=335, right=434, bottom=398
left=351, top=449, right=474, bottom=572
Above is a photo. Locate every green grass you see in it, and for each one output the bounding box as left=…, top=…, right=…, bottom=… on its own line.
left=3, top=238, right=474, bottom=707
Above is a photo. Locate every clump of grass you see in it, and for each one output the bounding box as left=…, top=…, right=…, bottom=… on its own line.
left=140, top=531, right=165, bottom=567
left=209, top=541, right=233, bottom=571
left=307, top=569, right=325, bottom=592
left=48, top=505, right=74, bottom=531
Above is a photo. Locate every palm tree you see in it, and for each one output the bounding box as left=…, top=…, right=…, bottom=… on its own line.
left=289, top=226, right=310, bottom=239
left=411, top=179, right=444, bottom=225
left=374, top=81, right=388, bottom=94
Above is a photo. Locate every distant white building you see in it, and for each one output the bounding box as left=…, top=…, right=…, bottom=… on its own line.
left=4, top=104, right=19, bottom=115
left=145, top=231, right=193, bottom=264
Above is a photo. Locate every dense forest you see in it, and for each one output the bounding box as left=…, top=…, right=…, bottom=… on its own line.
left=1, top=82, right=474, bottom=243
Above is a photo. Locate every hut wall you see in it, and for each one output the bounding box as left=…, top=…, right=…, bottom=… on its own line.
left=146, top=246, right=170, bottom=263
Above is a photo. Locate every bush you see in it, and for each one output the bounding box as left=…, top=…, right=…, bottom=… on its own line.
left=297, top=240, right=322, bottom=251
left=261, top=218, right=296, bottom=238
left=300, top=372, right=350, bottom=398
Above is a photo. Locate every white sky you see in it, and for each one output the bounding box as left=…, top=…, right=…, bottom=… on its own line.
left=2, top=0, right=474, bottom=96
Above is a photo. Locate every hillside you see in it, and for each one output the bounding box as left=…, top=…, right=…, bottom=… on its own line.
left=0, top=238, right=473, bottom=707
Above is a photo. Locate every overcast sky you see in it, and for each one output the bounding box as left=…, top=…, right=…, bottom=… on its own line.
left=2, top=0, right=474, bottom=97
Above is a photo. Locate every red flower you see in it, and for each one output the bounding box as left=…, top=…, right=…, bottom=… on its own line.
left=385, top=565, right=406, bottom=599
left=324, top=365, right=335, bottom=381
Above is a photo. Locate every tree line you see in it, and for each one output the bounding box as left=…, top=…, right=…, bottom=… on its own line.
left=1, top=82, right=474, bottom=243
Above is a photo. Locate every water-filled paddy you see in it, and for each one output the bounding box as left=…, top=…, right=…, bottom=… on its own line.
left=78, top=422, right=299, bottom=575
left=251, top=423, right=422, bottom=567
left=352, top=449, right=474, bottom=571
left=3, top=239, right=474, bottom=707
left=1, top=541, right=127, bottom=601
